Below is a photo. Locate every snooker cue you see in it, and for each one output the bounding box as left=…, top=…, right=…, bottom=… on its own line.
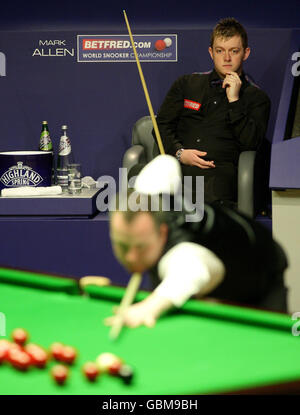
left=109, top=12, right=166, bottom=341
left=123, top=10, right=165, bottom=155
left=109, top=272, right=142, bottom=340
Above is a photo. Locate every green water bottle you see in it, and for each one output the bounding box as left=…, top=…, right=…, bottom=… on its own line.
left=39, top=121, right=54, bottom=184
left=39, top=121, right=53, bottom=151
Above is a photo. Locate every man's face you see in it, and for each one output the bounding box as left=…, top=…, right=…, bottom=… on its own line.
left=110, top=212, right=168, bottom=273
left=208, top=35, right=250, bottom=78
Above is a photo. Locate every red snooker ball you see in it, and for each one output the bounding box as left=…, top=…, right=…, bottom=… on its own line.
left=11, top=328, right=29, bottom=346
left=0, top=339, right=11, bottom=349
left=61, top=346, right=77, bottom=365
left=25, top=344, right=48, bottom=368
left=8, top=348, right=31, bottom=371
left=51, top=364, right=69, bottom=385
left=108, top=360, right=122, bottom=376
left=50, top=342, right=65, bottom=361
left=0, top=340, right=11, bottom=363
left=82, top=362, right=99, bottom=381
left=0, top=348, right=6, bottom=363
left=155, top=39, right=166, bottom=51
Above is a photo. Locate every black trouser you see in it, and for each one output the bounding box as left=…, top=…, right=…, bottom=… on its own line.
left=181, top=162, right=237, bottom=205
left=128, top=162, right=238, bottom=207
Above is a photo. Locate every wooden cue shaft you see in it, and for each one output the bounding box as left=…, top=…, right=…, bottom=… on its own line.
left=123, top=10, right=165, bottom=155
left=109, top=272, right=142, bottom=340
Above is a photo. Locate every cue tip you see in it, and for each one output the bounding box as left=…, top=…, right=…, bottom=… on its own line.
left=109, top=317, right=123, bottom=341
left=109, top=332, right=118, bottom=342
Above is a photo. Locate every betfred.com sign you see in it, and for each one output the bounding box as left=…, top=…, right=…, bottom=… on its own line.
left=77, top=34, right=177, bottom=62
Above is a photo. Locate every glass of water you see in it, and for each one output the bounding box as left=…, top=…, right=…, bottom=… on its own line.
left=68, top=163, right=82, bottom=194
left=56, top=167, right=69, bottom=193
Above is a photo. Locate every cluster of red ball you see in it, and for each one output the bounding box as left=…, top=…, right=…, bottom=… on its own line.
left=0, top=328, right=133, bottom=386
left=0, top=329, right=48, bottom=370
left=0, top=329, right=78, bottom=385
left=49, top=342, right=77, bottom=384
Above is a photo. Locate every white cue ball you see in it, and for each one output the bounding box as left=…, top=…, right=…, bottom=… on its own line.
left=96, top=352, right=122, bottom=373
left=164, top=37, right=172, bottom=47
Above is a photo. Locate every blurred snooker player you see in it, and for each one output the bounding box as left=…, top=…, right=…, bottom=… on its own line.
left=106, top=156, right=287, bottom=328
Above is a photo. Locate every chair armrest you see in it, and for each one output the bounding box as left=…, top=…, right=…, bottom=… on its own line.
left=237, top=151, right=256, bottom=218
left=122, top=145, right=146, bottom=170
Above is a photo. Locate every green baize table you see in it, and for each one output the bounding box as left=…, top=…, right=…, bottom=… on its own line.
left=0, top=267, right=299, bottom=395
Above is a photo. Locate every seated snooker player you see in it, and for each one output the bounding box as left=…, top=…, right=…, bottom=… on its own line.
left=106, top=156, right=288, bottom=328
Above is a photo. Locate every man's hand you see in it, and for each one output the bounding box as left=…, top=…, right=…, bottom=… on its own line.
left=104, top=294, right=173, bottom=329
left=222, top=71, right=242, bottom=103
left=180, top=149, right=215, bottom=169
left=105, top=301, right=157, bottom=328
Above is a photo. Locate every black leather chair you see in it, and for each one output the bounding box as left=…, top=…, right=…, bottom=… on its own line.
left=123, top=115, right=257, bottom=218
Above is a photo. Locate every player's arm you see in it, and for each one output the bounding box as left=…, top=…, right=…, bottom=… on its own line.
left=153, top=76, right=186, bottom=156
left=155, top=76, right=215, bottom=168
left=105, top=243, right=225, bottom=328
left=154, top=242, right=225, bottom=306
left=226, top=80, right=271, bottom=150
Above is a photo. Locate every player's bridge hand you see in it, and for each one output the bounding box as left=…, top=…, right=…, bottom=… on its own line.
left=104, top=301, right=157, bottom=329
left=180, top=149, right=216, bottom=169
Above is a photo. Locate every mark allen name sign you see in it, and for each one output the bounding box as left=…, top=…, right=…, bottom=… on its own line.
left=77, top=34, right=177, bottom=62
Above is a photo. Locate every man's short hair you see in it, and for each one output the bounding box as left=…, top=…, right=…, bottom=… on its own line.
left=210, top=17, right=248, bottom=50
left=109, top=190, right=169, bottom=231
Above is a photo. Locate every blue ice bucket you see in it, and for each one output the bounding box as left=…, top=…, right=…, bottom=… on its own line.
left=0, top=151, right=53, bottom=191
